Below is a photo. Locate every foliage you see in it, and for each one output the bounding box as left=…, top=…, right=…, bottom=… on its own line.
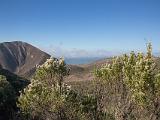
left=0, top=75, right=16, bottom=119
left=18, top=57, right=102, bottom=120
left=0, top=68, right=29, bottom=94
left=9, top=43, right=160, bottom=120
left=94, top=43, right=160, bottom=120
left=18, top=58, right=67, bottom=119
left=0, top=67, right=29, bottom=119
left=0, top=75, right=15, bottom=107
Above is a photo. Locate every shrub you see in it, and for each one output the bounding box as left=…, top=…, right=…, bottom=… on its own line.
left=94, top=43, right=160, bottom=120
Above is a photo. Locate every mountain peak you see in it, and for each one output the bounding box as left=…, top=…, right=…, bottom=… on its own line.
left=0, top=41, right=50, bottom=78
left=2, top=41, right=26, bottom=44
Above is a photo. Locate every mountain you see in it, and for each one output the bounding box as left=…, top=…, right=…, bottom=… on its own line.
left=0, top=41, right=110, bottom=80
left=0, top=41, right=50, bottom=78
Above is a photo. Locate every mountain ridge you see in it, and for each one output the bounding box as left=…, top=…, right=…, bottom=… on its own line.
left=0, top=41, right=50, bottom=77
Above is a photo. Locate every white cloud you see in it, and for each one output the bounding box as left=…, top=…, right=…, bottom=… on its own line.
left=40, top=45, right=121, bottom=58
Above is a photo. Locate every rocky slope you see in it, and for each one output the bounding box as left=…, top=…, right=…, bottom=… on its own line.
left=0, top=41, right=50, bottom=77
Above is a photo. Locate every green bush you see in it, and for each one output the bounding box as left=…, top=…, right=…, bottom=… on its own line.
left=0, top=75, right=16, bottom=119
left=94, top=43, right=160, bottom=120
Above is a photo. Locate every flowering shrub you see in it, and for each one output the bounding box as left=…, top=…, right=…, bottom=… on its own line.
left=95, top=43, right=160, bottom=120
left=18, top=57, right=72, bottom=120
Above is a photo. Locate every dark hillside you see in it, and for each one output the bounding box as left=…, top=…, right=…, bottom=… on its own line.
left=0, top=41, right=50, bottom=78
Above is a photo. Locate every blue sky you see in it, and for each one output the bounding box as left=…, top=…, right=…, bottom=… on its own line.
left=0, top=0, right=160, bottom=57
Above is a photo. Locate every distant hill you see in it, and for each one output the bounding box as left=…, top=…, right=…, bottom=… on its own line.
left=66, top=57, right=160, bottom=82
left=65, top=58, right=112, bottom=81
left=0, top=41, right=50, bottom=78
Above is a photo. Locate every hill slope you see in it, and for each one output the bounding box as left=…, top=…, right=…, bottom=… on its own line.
left=0, top=41, right=50, bottom=77
left=65, top=58, right=112, bottom=81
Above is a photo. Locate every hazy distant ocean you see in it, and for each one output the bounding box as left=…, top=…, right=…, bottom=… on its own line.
left=65, top=57, right=103, bottom=65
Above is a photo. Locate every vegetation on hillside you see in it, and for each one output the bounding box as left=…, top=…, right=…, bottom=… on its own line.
left=94, top=43, right=160, bottom=120
left=17, top=57, right=104, bottom=120
left=0, top=69, right=29, bottom=120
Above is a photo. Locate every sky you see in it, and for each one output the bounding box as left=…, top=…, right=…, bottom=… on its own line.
left=0, top=0, right=160, bottom=57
